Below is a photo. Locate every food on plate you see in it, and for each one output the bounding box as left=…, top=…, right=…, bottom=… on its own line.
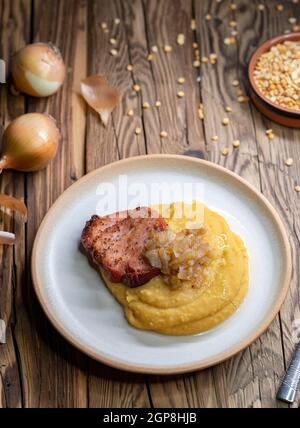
left=144, top=227, right=213, bottom=290
left=81, top=207, right=167, bottom=287
left=81, top=201, right=249, bottom=335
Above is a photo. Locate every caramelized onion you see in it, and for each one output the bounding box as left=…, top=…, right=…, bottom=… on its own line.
left=145, top=228, right=213, bottom=289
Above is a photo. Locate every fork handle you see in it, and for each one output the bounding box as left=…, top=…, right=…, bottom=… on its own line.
left=277, top=342, right=300, bottom=404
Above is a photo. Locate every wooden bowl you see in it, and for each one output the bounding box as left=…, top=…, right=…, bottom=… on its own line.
left=248, top=32, right=300, bottom=128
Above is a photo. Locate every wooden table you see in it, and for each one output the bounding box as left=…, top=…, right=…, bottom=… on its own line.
left=0, top=0, right=300, bottom=408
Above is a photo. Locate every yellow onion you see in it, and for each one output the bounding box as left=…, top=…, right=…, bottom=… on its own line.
left=0, top=113, right=60, bottom=172
left=11, top=42, right=66, bottom=97
left=0, top=194, right=27, bottom=220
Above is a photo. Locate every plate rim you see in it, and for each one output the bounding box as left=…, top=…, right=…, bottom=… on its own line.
left=31, top=154, right=292, bottom=374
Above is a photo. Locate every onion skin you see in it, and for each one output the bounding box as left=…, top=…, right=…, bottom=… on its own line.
left=0, top=194, right=27, bottom=221
left=0, top=113, right=60, bottom=172
left=11, top=43, right=66, bottom=97
left=80, top=75, right=120, bottom=126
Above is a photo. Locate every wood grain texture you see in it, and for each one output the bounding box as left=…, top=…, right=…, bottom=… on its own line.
left=244, top=0, right=300, bottom=409
left=0, top=0, right=299, bottom=408
left=0, top=0, right=30, bottom=408
left=23, top=0, right=89, bottom=408
left=85, top=0, right=151, bottom=408
left=10, top=0, right=88, bottom=408
left=141, top=0, right=212, bottom=408
left=194, top=0, right=288, bottom=408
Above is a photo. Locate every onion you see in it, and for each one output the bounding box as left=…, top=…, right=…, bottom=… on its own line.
left=144, top=249, right=162, bottom=269
left=0, top=113, right=60, bottom=172
left=11, top=42, right=66, bottom=97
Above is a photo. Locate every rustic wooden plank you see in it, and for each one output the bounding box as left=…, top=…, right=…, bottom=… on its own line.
left=135, top=0, right=211, bottom=408
left=1, top=0, right=299, bottom=409
left=193, top=0, right=289, bottom=408
left=11, top=0, right=89, bottom=407
left=86, top=0, right=146, bottom=170
left=121, top=0, right=161, bottom=155
left=0, top=370, right=6, bottom=407
left=70, top=0, right=87, bottom=181
left=184, top=0, right=262, bottom=407
left=242, top=0, right=300, bottom=408
left=140, top=0, right=205, bottom=156
left=86, top=0, right=151, bottom=408
left=146, top=0, right=255, bottom=408
left=88, top=365, right=150, bottom=408
left=0, top=0, right=31, bottom=408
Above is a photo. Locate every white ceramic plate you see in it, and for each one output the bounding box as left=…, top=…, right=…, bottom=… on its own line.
left=32, top=155, right=291, bottom=374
